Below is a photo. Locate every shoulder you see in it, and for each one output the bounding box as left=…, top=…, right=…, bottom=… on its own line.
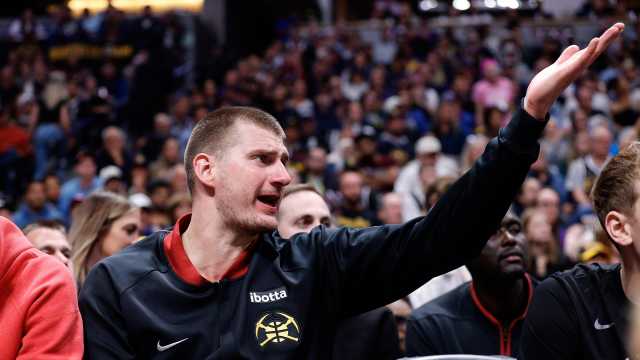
left=13, top=248, right=78, bottom=314
left=84, top=231, right=167, bottom=294
left=410, top=282, right=471, bottom=322
left=550, top=262, right=618, bottom=283
left=538, top=263, right=619, bottom=298
left=568, top=157, right=586, bottom=170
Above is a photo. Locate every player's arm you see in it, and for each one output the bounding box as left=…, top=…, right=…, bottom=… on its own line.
left=312, top=24, right=624, bottom=315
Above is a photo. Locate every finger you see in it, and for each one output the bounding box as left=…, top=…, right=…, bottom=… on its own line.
left=556, top=45, right=579, bottom=64
left=557, top=38, right=599, bottom=79
left=593, top=23, right=624, bottom=57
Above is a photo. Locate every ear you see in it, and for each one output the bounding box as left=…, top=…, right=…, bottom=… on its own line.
left=605, top=211, right=633, bottom=247
left=192, top=153, right=216, bottom=189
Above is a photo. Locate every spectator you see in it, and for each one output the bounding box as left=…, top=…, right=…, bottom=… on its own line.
left=142, top=112, right=172, bottom=163
left=529, top=151, right=567, bottom=201
left=432, top=98, right=469, bottom=156
left=407, top=214, right=534, bottom=357
left=512, top=177, right=542, bottom=217
left=535, top=187, right=565, bottom=240
left=129, top=160, right=150, bottom=195
left=0, top=217, right=82, bottom=359
left=472, top=59, right=516, bottom=126
left=299, top=146, right=338, bottom=194
left=377, top=110, right=413, bottom=160
left=565, top=124, right=612, bottom=208
left=395, top=135, right=458, bottom=221
left=12, top=180, right=64, bottom=228
left=23, top=219, right=71, bottom=268
left=147, top=179, right=172, bottom=210
left=43, top=173, right=62, bottom=204
left=330, top=170, right=378, bottom=228
left=277, top=184, right=332, bottom=237
left=99, top=165, right=127, bottom=196
left=149, top=137, right=181, bottom=180
left=522, top=208, right=573, bottom=280
left=96, top=125, right=133, bottom=176
left=376, top=192, right=403, bottom=225
left=0, top=103, right=31, bottom=195
left=168, top=163, right=189, bottom=194
left=69, top=191, right=140, bottom=287
left=58, top=151, right=101, bottom=219
left=32, top=72, right=70, bottom=180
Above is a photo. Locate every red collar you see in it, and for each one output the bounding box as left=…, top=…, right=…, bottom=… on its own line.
left=469, top=273, right=534, bottom=355
left=163, top=214, right=253, bottom=286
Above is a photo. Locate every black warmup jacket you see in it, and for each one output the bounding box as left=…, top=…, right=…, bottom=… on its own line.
left=79, top=108, right=545, bottom=359
left=405, top=274, right=535, bottom=358
left=520, top=263, right=630, bottom=360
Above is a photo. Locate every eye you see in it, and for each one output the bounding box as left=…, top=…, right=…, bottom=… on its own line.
left=123, top=224, right=138, bottom=236
left=254, top=154, right=273, bottom=165
left=295, top=215, right=314, bottom=228
left=40, top=246, right=55, bottom=255
left=505, top=224, right=521, bottom=236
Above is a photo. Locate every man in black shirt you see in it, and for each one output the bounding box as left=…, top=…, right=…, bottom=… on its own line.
left=79, top=24, right=624, bottom=359
left=520, top=139, right=638, bottom=359
left=406, top=214, right=534, bottom=358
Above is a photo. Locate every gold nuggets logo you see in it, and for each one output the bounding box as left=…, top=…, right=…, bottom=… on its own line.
left=255, top=311, right=301, bottom=348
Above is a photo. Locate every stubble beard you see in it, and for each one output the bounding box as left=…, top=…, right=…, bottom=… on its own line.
left=216, top=191, right=276, bottom=235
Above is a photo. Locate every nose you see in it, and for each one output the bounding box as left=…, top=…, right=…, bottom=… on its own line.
left=271, top=161, right=292, bottom=188
left=500, top=230, right=519, bottom=247
left=56, top=251, right=69, bottom=267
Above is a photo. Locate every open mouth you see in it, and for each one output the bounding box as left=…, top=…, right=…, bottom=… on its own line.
left=257, top=194, right=280, bottom=208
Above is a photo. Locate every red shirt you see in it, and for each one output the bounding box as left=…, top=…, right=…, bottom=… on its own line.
left=0, top=216, right=83, bottom=359
left=163, top=214, right=253, bottom=286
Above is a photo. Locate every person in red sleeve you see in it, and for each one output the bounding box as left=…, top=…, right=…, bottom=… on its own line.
left=0, top=216, right=83, bottom=359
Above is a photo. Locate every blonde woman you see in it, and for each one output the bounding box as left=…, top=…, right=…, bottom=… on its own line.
left=522, top=208, right=573, bottom=280
left=69, top=192, right=141, bottom=287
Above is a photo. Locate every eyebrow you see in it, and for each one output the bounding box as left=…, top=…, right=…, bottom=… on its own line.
left=502, top=218, right=521, bottom=227
left=248, top=149, right=290, bottom=162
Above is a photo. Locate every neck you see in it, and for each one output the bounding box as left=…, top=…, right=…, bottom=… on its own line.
left=474, top=274, right=527, bottom=322
left=79, top=176, right=93, bottom=186
left=621, top=253, right=640, bottom=305
left=182, top=200, right=258, bottom=282
left=592, top=154, right=608, bottom=165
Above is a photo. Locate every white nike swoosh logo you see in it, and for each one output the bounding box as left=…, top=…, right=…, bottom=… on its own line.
left=594, top=319, right=614, bottom=330
left=157, top=338, right=189, bottom=352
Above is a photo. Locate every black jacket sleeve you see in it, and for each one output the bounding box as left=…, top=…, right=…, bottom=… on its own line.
left=78, top=264, right=136, bottom=360
left=519, top=276, right=580, bottom=359
left=312, top=107, right=547, bottom=316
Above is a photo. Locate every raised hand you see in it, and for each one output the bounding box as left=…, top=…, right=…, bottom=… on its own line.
left=523, top=23, right=625, bottom=120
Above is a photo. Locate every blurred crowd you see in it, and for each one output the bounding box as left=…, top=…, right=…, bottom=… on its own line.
left=1, top=0, right=638, bottom=284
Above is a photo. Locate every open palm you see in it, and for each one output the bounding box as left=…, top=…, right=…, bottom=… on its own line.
left=524, top=23, right=625, bottom=120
